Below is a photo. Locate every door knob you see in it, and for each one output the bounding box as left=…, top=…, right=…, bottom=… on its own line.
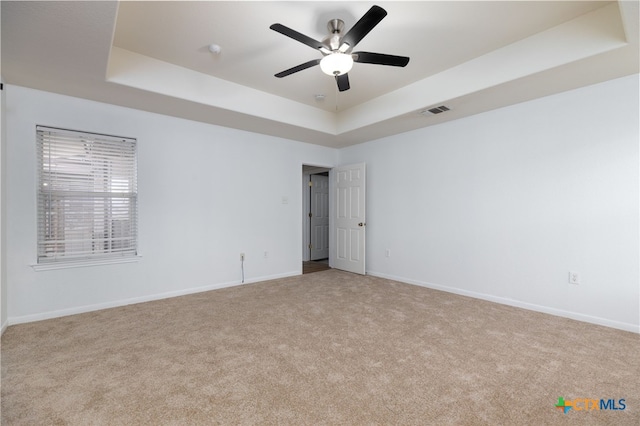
left=358, top=222, right=365, bottom=227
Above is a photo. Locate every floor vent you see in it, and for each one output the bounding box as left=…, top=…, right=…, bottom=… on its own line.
left=419, top=105, right=451, bottom=116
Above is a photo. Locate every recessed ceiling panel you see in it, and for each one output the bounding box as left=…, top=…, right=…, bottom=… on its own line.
left=113, top=1, right=611, bottom=112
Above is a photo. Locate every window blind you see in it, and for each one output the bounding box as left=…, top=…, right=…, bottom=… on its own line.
left=37, top=126, right=138, bottom=264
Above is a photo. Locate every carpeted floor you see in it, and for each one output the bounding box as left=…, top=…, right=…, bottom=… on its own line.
left=2, top=270, right=639, bottom=425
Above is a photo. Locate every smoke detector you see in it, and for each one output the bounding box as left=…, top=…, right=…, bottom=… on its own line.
left=208, top=44, right=222, bottom=54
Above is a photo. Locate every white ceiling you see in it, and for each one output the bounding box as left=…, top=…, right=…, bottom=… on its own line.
left=2, top=1, right=638, bottom=148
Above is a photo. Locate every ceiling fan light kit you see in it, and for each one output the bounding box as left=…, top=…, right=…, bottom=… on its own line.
left=270, top=5, right=409, bottom=92
left=320, top=53, right=353, bottom=76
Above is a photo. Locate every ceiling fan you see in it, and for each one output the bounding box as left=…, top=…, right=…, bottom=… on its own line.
left=270, top=5, right=410, bottom=92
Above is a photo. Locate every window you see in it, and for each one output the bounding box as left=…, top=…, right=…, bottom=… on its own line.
left=37, top=126, right=138, bottom=265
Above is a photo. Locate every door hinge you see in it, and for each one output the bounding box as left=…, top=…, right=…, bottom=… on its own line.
left=308, top=212, right=312, bottom=218
left=308, top=244, right=313, bottom=249
left=308, top=181, right=313, bottom=187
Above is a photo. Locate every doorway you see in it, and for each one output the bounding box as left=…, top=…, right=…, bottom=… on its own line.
left=302, top=165, right=331, bottom=274
left=301, top=163, right=367, bottom=275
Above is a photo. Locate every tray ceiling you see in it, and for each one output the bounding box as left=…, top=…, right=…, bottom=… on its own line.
left=2, top=1, right=638, bottom=147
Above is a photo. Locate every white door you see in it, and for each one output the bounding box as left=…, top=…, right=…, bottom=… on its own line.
left=310, top=174, right=329, bottom=260
left=332, top=163, right=366, bottom=275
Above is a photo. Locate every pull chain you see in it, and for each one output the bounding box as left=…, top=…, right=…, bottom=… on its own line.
left=335, top=76, right=338, bottom=112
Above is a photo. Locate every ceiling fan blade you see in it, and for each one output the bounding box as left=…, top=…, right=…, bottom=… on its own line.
left=340, top=5, right=387, bottom=50
left=336, top=73, right=350, bottom=92
left=270, top=23, right=325, bottom=50
left=353, top=52, right=410, bottom=67
left=275, top=59, right=321, bottom=78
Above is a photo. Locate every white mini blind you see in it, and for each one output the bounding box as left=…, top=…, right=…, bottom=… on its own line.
left=37, top=126, right=138, bottom=264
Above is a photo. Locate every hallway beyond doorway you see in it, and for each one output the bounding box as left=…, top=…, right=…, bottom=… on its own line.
left=303, top=259, right=330, bottom=274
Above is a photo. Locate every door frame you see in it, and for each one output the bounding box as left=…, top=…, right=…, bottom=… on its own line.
left=301, top=163, right=366, bottom=274
left=302, top=164, right=332, bottom=263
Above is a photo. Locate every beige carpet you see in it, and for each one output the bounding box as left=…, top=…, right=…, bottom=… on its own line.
left=2, top=270, right=639, bottom=425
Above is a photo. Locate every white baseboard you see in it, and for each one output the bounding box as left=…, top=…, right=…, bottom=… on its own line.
left=367, top=270, right=639, bottom=334
left=1, top=319, right=8, bottom=336
left=8, top=270, right=300, bottom=326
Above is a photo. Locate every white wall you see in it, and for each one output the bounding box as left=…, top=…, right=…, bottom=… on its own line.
left=1, top=78, right=6, bottom=333
left=1, top=0, right=7, bottom=332
left=340, top=74, right=640, bottom=332
left=5, top=85, right=337, bottom=323
left=5, top=75, right=639, bottom=333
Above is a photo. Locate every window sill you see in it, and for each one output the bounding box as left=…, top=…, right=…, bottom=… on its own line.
left=31, top=256, right=142, bottom=271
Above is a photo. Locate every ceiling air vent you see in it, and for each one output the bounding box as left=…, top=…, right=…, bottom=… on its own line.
left=419, top=105, right=451, bottom=116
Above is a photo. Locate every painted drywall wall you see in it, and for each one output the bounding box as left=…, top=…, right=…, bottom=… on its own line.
left=5, top=85, right=337, bottom=323
left=1, top=77, right=6, bottom=333
left=339, top=74, right=640, bottom=332
left=5, top=75, right=639, bottom=332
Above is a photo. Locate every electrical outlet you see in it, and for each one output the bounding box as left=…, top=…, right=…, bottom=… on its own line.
left=240, top=253, right=245, bottom=261
left=385, top=249, right=391, bottom=258
left=569, top=271, right=580, bottom=285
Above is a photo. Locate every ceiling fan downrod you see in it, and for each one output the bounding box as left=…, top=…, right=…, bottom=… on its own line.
left=326, top=19, right=345, bottom=51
